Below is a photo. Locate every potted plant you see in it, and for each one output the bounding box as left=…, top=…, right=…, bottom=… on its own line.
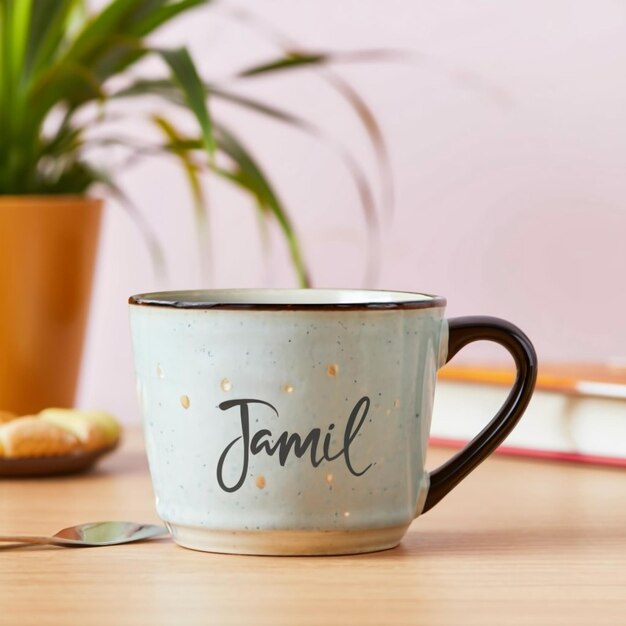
left=0, top=0, right=389, bottom=415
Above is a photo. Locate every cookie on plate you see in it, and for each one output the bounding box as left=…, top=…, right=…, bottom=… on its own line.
left=40, top=408, right=121, bottom=451
left=0, top=417, right=81, bottom=458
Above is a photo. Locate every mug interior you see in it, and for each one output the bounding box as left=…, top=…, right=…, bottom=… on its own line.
left=128, top=288, right=446, bottom=310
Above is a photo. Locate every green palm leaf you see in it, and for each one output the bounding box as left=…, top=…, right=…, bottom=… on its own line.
left=238, top=49, right=394, bottom=222
left=214, top=124, right=310, bottom=287
left=152, top=114, right=206, bottom=223
left=0, top=0, right=395, bottom=286
left=8, top=0, right=32, bottom=87
left=155, top=47, right=216, bottom=159
left=24, top=1, right=85, bottom=77
left=112, top=79, right=379, bottom=230
left=238, top=52, right=328, bottom=77
left=131, top=0, right=209, bottom=36
left=224, top=7, right=396, bottom=227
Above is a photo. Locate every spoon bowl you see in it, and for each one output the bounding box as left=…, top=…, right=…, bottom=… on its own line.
left=0, top=521, right=168, bottom=547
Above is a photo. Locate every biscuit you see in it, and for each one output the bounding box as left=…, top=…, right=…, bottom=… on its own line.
left=0, top=417, right=81, bottom=458
left=76, top=410, right=121, bottom=445
left=39, top=409, right=111, bottom=451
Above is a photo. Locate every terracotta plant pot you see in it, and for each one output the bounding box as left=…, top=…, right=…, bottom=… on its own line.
left=0, top=196, right=102, bottom=415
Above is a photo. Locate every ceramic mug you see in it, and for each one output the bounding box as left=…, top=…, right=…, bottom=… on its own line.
left=129, top=289, right=537, bottom=555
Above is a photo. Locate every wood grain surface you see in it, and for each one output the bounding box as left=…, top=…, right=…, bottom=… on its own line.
left=1, top=429, right=624, bottom=626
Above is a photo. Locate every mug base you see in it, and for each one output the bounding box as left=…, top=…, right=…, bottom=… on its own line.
left=166, top=523, right=410, bottom=556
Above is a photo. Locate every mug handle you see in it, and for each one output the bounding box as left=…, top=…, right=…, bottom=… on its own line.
left=422, top=316, right=538, bottom=514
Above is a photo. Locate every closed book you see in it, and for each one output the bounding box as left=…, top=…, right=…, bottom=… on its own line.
left=431, top=363, right=626, bottom=467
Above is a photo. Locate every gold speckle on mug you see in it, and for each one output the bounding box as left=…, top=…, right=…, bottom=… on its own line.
left=385, top=408, right=392, bottom=416
left=220, top=378, right=232, bottom=392
left=343, top=511, right=351, bottom=518
left=325, top=473, right=334, bottom=485
left=283, top=383, right=294, bottom=394
left=394, top=399, right=401, bottom=408
left=180, top=395, right=190, bottom=409
left=256, top=475, right=266, bottom=489
left=327, top=363, right=339, bottom=377
left=156, top=364, right=164, bottom=379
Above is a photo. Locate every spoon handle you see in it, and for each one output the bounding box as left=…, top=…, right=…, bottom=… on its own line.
left=0, top=535, right=57, bottom=545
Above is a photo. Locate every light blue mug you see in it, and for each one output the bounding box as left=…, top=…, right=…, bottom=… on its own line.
left=129, top=289, right=536, bottom=555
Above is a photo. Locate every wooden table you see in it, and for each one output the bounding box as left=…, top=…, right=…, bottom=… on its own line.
left=1, top=430, right=625, bottom=626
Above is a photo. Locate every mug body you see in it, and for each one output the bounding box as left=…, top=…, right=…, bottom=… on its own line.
left=129, top=289, right=447, bottom=555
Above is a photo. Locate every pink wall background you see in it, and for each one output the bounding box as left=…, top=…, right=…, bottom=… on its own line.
left=78, top=1, right=626, bottom=422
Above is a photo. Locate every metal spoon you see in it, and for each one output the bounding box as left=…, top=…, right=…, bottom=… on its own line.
left=0, top=521, right=168, bottom=547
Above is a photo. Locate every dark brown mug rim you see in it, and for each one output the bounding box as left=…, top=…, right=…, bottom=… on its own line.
left=128, top=289, right=447, bottom=311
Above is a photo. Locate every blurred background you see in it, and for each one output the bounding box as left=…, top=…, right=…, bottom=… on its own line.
left=76, top=0, right=626, bottom=421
